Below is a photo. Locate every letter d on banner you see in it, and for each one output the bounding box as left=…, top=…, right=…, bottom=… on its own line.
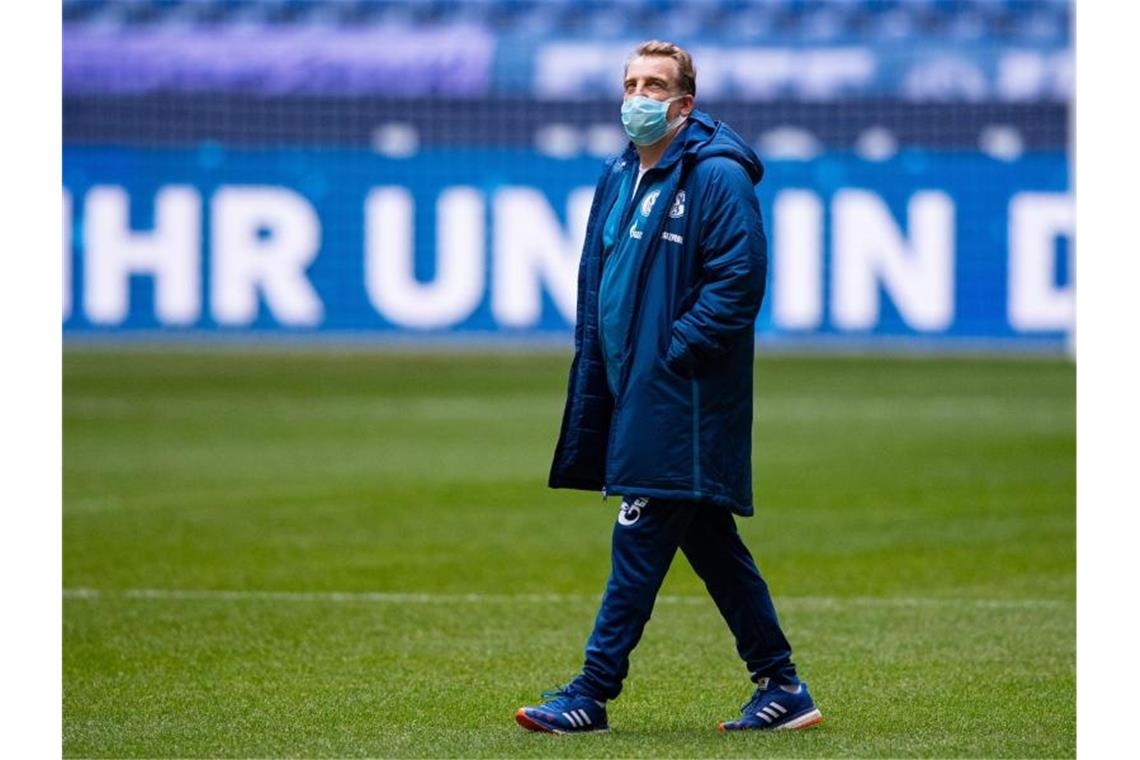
left=1008, top=192, right=1074, bottom=332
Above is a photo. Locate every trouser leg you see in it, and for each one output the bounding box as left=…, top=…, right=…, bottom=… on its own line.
left=679, top=506, right=799, bottom=685
left=570, top=496, right=696, bottom=701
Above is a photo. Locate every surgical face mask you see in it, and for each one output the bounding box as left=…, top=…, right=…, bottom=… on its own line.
left=621, top=94, right=687, bottom=147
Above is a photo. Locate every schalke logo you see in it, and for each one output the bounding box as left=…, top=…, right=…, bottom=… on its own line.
left=670, top=191, right=686, bottom=218
left=618, top=496, right=650, bottom=526
left=640, top=189, right=660, bottom=217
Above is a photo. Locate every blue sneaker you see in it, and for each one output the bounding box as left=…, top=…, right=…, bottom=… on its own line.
left=515, top=686, right=609, bottom=734
left=719, top=680, right=823, bottom=731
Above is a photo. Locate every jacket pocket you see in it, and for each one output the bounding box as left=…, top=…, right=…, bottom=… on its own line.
left=671, top=281, right=703, bottom=323
left=652, top=353, right=696, bottom=404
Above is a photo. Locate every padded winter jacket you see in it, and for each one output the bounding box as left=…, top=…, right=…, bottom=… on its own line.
left=549, top=109, right=768, bottom=516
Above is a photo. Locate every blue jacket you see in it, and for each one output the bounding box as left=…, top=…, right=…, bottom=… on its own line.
left=549, top=109, right=768, bottom=516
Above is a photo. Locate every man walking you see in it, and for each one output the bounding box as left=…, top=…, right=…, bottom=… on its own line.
left=514, top=41, right=822, bottom=734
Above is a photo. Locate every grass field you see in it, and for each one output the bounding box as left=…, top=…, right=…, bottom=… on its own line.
left=63, top=348, right=1075, bottom=758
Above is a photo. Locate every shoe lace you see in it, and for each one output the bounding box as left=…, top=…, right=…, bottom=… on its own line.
left=740, top=686, right=768, bottom=714
left=540, top=684, right=577, bottom=701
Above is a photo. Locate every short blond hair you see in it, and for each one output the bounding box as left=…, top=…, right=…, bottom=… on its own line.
left=626, top=40, right=696, bottom=97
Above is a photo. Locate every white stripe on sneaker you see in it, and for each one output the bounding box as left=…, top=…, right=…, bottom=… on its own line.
left=563, top=711, right=578, bottom=727
left=578, top=710, right=591, bottom=725
left=770, top=702, right=788, bottom=714
left=760, top=706, right=780, bottom=719
left=756, top=711, right=773, bottom=723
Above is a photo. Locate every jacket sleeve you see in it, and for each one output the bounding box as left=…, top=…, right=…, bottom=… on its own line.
left=665, top=158, right=767, bottom=374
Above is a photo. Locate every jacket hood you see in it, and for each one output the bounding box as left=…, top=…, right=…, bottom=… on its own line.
left=624, top=108, right=764, bottom=185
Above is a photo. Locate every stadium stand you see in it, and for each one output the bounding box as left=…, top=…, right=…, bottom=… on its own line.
left=62, top=1, right=1073, bottom=348
left=63, top=0, right=1071, bottom=150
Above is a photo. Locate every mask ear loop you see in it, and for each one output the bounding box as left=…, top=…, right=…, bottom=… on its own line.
left=664, top=94, right=690, bottom=133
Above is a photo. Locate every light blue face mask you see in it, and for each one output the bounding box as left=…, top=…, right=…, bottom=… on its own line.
left=620, top=94, right=687, bottom=147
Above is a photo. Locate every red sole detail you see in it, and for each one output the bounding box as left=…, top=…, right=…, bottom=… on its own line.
left=515, top=709, right=556, bottom=733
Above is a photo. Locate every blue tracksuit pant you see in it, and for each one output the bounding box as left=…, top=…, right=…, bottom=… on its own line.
left=570, top=495, right=798, bottom=701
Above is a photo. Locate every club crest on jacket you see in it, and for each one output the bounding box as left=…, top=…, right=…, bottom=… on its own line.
left=670, top=191, right=686, bottom=218
left=640, top=189, right=660, bottom=217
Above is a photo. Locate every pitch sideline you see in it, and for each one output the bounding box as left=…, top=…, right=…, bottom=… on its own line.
left=62, top=587, right=1070, bottom=610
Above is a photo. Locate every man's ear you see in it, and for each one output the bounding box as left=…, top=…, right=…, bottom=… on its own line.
left=681, top=94, right=695, bottom=116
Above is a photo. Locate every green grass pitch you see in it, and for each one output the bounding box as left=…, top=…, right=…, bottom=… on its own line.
left=63, top=348, right=1075, bottom=757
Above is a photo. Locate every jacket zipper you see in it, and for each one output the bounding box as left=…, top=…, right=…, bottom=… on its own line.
left=596, top=160, right=633, bottom=501
left=601, top=161, right=653, bottom=498
left=602, top=159, right=690, bottom=497
left=615, top=165, right=686, bottom=395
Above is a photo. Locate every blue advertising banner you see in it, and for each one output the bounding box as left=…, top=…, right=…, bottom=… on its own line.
left=63, top=146, right=1072, bottom=350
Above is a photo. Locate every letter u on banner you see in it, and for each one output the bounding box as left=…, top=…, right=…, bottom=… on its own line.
left=365, top=187, right=484, bottom=329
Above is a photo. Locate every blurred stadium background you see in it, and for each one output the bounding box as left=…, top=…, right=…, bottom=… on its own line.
left=62, top=0, right=1072, bottom=350
left=62, top=2, right=1076, bottom=757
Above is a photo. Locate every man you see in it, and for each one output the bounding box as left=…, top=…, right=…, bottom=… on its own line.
left=513, top=41, right=822, bottom=734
